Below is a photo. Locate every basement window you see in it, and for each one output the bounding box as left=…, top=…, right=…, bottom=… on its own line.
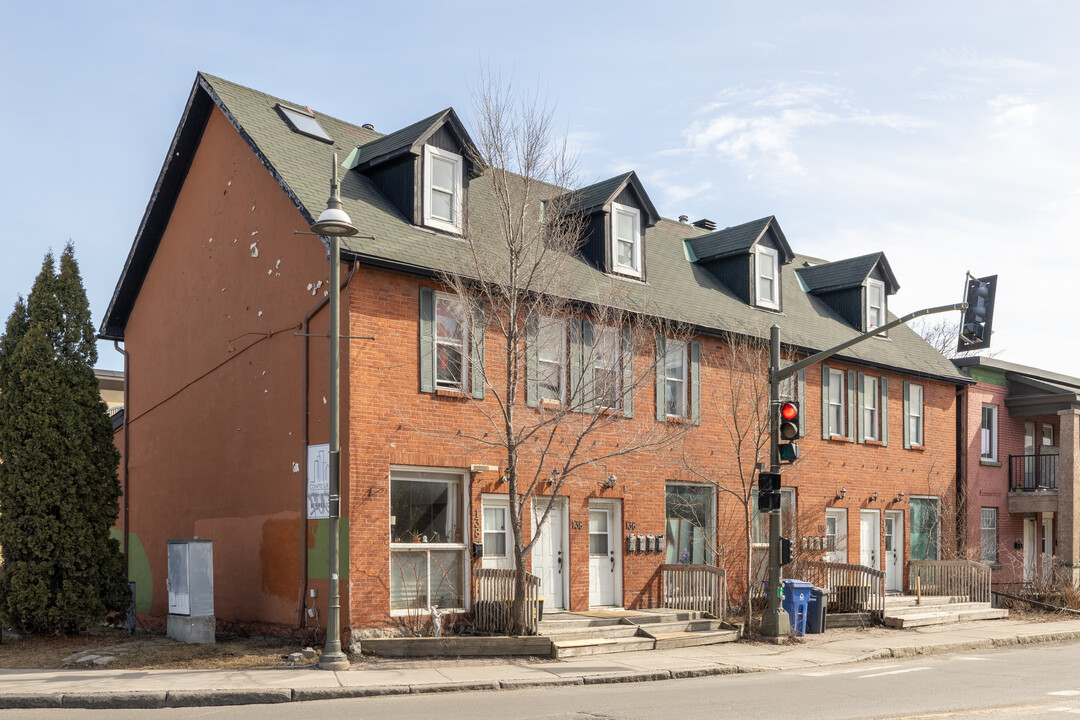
left=277, top=104, right=333, bottom=143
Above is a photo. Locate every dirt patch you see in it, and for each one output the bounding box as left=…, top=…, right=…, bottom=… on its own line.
left=0, top=626, right=314, bottom=670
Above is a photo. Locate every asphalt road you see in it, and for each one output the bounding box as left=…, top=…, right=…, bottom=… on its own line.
left=9, top=641, right=1080, bottom=719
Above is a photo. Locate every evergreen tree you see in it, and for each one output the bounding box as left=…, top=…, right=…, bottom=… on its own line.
left=0, top=245, right=127, bottom=634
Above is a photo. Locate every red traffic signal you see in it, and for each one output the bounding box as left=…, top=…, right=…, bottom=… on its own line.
left=778, top=401, right=800, bottom=440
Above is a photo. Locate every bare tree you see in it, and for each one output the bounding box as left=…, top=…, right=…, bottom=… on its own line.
left=683, top=331, right=802, bottom=629
left=912, top=317, right=1001, bottom=360
left=434, top=72, right=692, bottom=634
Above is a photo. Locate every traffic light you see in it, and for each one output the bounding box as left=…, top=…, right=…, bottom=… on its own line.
left=957, top=274, right=997, bottom=353
left=780, top=536, right=792, bottom=566
left=777, top=401, right=800, bottom=463
left=758, top=471, right=781, bottom=511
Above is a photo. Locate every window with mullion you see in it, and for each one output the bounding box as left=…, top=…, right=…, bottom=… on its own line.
left=537, top=317, right=566, bottom=402
left=909, top=384, right=924, bottom=446
left=664, top=339, right=687, bottom=418
left=981, top=405, right=998, bottom=461
left=862, top=375, right=879, bottom=441
left=867, top=279, right=885, bottom=331
left=829, top=368, right=845, bottom=436
left=980, top=507, right=997, bottom=564
left=423, top=145, right=463, bottom=233
left=755, top=246, right=780, bottom=309
left=593, top=326, right=621, bottom=409
left=435, top=293, right=468, bottom=391
left=611, top=203, right=641, bottom=277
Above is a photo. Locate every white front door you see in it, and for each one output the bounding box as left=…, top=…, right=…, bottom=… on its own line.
left=589, top=502, right=621, bottom=607
left=825, top=509, right=847, bottom=563
left=885, top=510, right=904, bottom=593
left=860, top=510, right=880, bottom=570
left=1042, top=513, right=1054, bottom=584
left=481, top=497, right=513, bottom=571
left=1023, top=517, right=1037, bottom=583
left=532, top=498, right=566, bottom=610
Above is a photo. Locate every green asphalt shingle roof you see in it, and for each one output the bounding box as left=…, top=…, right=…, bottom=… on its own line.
left=688, top=216, right=775, bottom=261
left=101, top=72, right=966, bottom=384
left=797, top=252, right=900, bottom=294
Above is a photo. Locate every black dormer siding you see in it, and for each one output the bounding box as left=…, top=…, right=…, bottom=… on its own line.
left=703, top=256, right=750, bottom=303
left=367, top=156, right=417, bottom=224
left=817, top=288, right=862, bottom=328
left=581, top=212, right=608, bottom=271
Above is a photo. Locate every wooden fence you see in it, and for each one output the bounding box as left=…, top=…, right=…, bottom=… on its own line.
left=800, top=560, right=885, bottom=622
left=660, top=564, right=726, bottom=620
left=473, top=568, right=541, bottom=635
left=909, top=560, right=991, bottom=603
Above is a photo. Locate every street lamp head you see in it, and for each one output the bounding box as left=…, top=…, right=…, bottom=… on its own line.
left=310, top=153, right=358, bottom=238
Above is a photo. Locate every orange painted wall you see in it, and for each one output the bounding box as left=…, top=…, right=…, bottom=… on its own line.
left=122, top=106, right=348, bottom=630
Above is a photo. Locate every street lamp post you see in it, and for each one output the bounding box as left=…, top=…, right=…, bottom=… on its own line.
left=311, top=154, right=358, bottom=670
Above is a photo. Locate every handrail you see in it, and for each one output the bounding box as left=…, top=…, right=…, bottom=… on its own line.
left=1009, top=454, right=1058, bottom=491
left=660, top=564, right=726, bottom=620
left=473, top=568, right=542, bottom=635
left=800, top=560, right=885, bottom=622
left=910, top=559, right=991, bottom=603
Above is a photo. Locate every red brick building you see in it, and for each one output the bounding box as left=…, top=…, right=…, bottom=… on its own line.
left=954, top=357, right=1080, bottom=588
left=100, top=73, right=967, bottom=637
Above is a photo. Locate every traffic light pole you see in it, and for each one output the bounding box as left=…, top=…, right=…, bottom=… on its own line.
left=761, top=301, right=966, bottom=640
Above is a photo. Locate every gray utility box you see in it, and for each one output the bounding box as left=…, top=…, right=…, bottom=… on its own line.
left=167, top=539, right=215, bottom=644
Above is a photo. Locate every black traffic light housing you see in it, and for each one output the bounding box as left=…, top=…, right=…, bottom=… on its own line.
left=758, top=471, right=781, bottom=511
left=777, top=401, right=800, bottom=464
left=957, top=274, right=997, bottom=353
left=780, top=536, right=792, bottom=566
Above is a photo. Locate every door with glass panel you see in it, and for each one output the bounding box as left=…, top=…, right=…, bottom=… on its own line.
left=884, top=511, right=903, bottom=592
left=825, top=509, right=847, bottom=564
left=531, top=498, right=566, bottom=610
left=589, top=502, right=621, bottom=607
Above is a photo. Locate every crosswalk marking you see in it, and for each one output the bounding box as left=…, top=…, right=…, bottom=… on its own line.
left=802, top=665, right=896, bottom=677
left=1050, top=691, right=1080, bottom=697
left=860, top=667, right=931, bottom=678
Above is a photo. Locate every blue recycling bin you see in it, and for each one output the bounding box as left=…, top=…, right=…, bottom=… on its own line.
left=781, top=579, right=813, bottom=637
left=807, top=586, right=828, bottom=634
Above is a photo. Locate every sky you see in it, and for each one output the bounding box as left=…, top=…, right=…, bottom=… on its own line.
left=2, top=2, right=1078, bottom=375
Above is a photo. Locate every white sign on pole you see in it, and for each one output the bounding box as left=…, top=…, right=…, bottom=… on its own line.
left=307, top=444, right=330, bottom=519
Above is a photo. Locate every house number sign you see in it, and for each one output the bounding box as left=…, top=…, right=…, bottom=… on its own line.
left=570, top=520, right=583, bottom=530
left=473, top=509, right=481, bottom=540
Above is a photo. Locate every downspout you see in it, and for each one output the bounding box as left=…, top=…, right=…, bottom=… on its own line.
left=114, top=341, right=130, bottom=566
left=296, top=260, right=359, bottom=630
left=956, top=383, right=967, bottom=557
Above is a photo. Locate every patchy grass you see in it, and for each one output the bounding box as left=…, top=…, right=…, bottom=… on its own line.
left=0, top=626, right=316, bottom=670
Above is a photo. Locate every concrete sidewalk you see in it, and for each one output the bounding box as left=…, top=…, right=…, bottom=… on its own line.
left=3, top=618, right=1080, bottom=710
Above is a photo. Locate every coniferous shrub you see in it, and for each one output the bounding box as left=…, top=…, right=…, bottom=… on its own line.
left=0, top=244, right=128, bottom=633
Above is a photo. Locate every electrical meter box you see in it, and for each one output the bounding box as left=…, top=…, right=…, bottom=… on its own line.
left=167, top=539, right=215, bottom=643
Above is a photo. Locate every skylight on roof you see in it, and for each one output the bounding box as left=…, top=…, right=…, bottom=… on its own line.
left=277, top=104, right=332, bottom=143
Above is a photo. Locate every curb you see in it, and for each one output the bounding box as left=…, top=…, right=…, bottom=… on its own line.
left=0, top=629, right=1075, bottom=710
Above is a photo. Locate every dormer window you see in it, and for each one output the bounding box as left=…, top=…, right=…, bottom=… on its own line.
left=755, top=246, right=780, bottom=309
left=611, top=203, right=642, bottom=277
left=423, top=146, right=463, bottom=233
left=867, top=279, right=886, bottom=331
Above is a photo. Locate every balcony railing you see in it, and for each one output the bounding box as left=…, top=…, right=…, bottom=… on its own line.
left=1009, top=454, right=1058, bottom=491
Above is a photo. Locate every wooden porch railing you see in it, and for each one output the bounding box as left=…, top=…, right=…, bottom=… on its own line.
left=800, top=560, right=885, bottom=622
left=660, top=564, right=726, bottom=620
left=909, top=560, right=991, bottom=603
left=473, top=568, right=541, bottom=635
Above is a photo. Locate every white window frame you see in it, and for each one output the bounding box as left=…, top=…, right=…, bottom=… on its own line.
left=825, top=508, right=848, bottom=563
left=1043, top=424, right=1054, bottom=446
left=828, top=368, right=845, bottom=437
left=482, top=500, right=510, bottom=560
left=909, top=384, right=924, bottom=447
left=980, top=507, right=998, bottom=564
left=593, top=326, right=622, bottom=410
left=866, top=279, right=886, bottom=331
left=863, top=375, right=879, bottom=441
left=664, top=338, right=688, bottom=418
left=981, top=405, right=998, bottom=461
left=910, top=495, right=941, bottom=561
left=423, top=145, right=463, bottom=233
left=434, top=291, right=468, bottom=392
left=755, top=246, right=780, bottom=310
left=665, top=482, right=716, bottom=564
left=389, top=467, right=470, bottom=614
left=537, top=317, right=566, bottom=403
left=752, top=487, right=796, bottom=546
left=610, top=203, right=642, bottom=277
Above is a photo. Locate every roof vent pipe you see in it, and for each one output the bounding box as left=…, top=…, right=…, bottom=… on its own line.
left=678, top=215, right=689, bottom=223
left=693, top=218, right=717, bottom=231
left=362, top=123, right=375, bottom=131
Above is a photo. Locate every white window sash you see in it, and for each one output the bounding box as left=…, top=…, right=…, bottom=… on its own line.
left=863, top=376, right=879, bottom=441
left=435, top=292, right=468, bottom=391
left=593, top=326, right=621, bottom=409
left=665, top=339, right=688, bottom=418
left=829, top=369, right=845, bottom=436
left=756, top=246, right=780, bottom=309
left=423, top=146, right=463, bottom=233
left=538, top=317, right=566, bottom=402
left=610, top=202, right=642, bottom=277
left=867, top=279, right=885, bottom=330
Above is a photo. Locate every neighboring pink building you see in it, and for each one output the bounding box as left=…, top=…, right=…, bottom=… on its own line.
left=955, top=357, right=1080, bottom=588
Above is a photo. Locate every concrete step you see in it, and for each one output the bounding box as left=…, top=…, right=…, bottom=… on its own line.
left=884, top=604, right=1009, bottom=628
left=552, top=635, right=655, bottom=658
left=537, top=616, right=625, bottom=633
left=651, top=629, right=739, bottom=650
left=883, top=595, right=965, bottom=608
left=541, top=624, right=642, bottom=642
left=886, top=601, right=994, bottom=616
left=635, top=619, right=724, bottom=634
left=625, top=611, right=705, bottom=624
